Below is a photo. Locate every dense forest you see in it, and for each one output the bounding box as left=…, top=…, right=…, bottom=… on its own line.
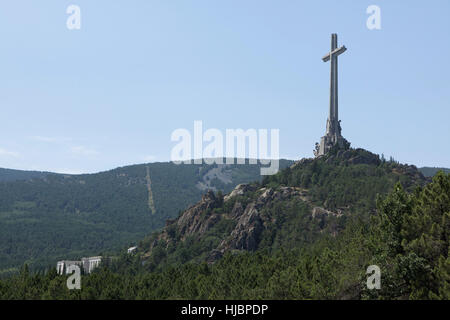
left=0, top=171, right=447, bottom=299
left=0, top=168, right=49, bottom=182
left=0, top=150, right=447, bottom=299
left=0, top=160, right=292, bottom=275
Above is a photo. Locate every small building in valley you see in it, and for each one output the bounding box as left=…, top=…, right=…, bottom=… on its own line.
left=56, top=260, right=82, bottom=275
left=127, top=246, right=137, bottom=254
left=56, top=256, right=102, bottom=275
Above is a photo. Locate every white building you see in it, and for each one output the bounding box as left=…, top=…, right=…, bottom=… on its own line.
left=81, top=256, right=102, bottom=274
left=56, top=260, right=83, bottom=275
left=56, top=256, right=102, bottom=275
left=127, top=246, right=137, bottom=254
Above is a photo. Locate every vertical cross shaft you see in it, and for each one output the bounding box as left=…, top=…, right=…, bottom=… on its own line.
left=315, top=34, right=348, bottom=157
left=322, top=33, right=346, bottom=136
left=333, top=34, right=338, bottom=122
left=329, top=34, right=337, bottom=122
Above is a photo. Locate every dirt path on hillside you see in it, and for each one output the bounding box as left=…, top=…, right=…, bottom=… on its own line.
left=146, top=166, right=156, bottom=214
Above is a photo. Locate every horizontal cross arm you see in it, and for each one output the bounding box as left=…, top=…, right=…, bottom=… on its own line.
left=322, top=45, right=347, bottom=62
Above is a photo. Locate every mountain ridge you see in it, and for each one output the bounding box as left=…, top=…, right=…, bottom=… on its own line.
left=140, top=148, right=429, bottom=270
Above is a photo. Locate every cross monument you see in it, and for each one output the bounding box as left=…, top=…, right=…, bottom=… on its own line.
left=314, top=33, right=350, bottom=156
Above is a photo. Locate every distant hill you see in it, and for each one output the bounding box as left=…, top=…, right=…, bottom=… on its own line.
left=418, top=167, right=450, bottom=177
left=0, top=159, right=293, bottom=274
left=0, top=168, right=50, bottom=182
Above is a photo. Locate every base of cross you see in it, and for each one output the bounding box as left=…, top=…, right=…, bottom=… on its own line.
left=314, top=134, right=350, bottom=157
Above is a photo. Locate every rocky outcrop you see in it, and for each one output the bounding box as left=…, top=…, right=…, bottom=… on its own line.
left=206, top=186, right=307, bottom=261
left=223, top=184, right=257, bottom=202
left=311, top=206, right=343, bottom=219
left=174, top=190, right=220, bottom=239
left=157, top=190, right=222, bottom=244
left=220, top=202, right=263, bottom=252
left=150, top=184, right=311, bottom=262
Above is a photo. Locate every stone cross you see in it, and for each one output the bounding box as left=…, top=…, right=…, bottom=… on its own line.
left=315, top=34, right=348, bottom=156
left=322, top=33, right=346, bottom=136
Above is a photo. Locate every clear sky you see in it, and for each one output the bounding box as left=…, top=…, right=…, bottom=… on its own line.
left=0, top=1, right=449, bottom=173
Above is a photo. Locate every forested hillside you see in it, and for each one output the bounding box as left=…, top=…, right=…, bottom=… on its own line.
left=0, top=168, right=49, bottom=182
left=140, top=149, right=427, bottom=270
left=0, top=160, right=292, bottom=275
left=1, top=149, right=447, bottom=299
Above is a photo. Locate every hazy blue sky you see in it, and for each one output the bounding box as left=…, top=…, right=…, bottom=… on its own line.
left=0, top=1, right=449, bottom=173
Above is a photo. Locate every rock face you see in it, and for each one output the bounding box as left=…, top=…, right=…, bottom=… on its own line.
left=150, top=184, right=310, bottom=263
left=223, top=184, right=256, bottom=202
left=220, top=202, right=262, bottom=252
left=167, top=190, right=220, bottom=240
